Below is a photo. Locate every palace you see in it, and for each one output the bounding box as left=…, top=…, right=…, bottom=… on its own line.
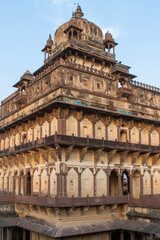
left=0, top=5, right=160, bottom=240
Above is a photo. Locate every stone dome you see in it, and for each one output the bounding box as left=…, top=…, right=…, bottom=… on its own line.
left=104, top=32, right=115, bottom=42
left=54, top=6, right=103, bottom=47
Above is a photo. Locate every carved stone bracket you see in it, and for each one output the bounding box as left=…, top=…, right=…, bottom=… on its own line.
left=152, top=154, right=160, bottom=165
left=108, top=150, right=117, bottom=164
left=120, top=151, right=129, bottom=165
left=39, top=150, right=48, bottom=162
left=141, top=153, right=150, bottom=165
left=66, top=146, right=74, bottom=161
left=81, top=206, right=89, bottom=216
left=80, top=147, right=88, bottom=162
left=49, top=149, right=57, bottom=162
left=97, top=205, right=105, bottom=214
left=131, top=152, right=140, bottom=165
left=32, top=153, right=40, bottom=164
left=94, top=149, right=104, bottom=163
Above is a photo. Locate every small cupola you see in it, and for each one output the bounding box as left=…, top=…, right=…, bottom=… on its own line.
left=64, top=17, right=83, bottom=42
left=13, top=70, right=33, bottom=105
left=42, top=34, right=54, bottom=62
left=104, top=31, right=118, bottom=56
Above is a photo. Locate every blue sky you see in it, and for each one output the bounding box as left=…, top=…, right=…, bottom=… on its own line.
left=0, top=0, right=160, bottom=103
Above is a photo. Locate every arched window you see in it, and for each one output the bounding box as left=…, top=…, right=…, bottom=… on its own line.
left=120, top=130, right=127, bottom=142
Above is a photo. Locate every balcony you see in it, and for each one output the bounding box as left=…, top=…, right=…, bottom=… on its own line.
left=0, top=134, right=160, bottom=158
left=0, top=194, right=128, bottom=208
left=117, top=87, right=133, bottom=99
left=15, top=93, right=27, bottom=105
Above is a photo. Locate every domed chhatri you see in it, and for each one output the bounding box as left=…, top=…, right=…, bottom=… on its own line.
left=42, top=5, right=117, bottom=62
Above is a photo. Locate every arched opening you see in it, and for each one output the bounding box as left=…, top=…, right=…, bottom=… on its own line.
left=22, top=134, right=27, bottom=144
left=69, top=31, right=71, bottom=41
left=26, top=172, right=31, bottom=196
left=133, top=171, right=141, bottom=199
left=122, top=171, right=130, bottom=195
left=109, top=170, right=118, bottom=196
left=120, top=130, right=127, bottom=142
left=124, top=231, right=131, bottom=240
left=73, top=30, right=78, bottom=40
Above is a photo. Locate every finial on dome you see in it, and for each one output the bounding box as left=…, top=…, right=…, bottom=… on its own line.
left=74, top=4, right=84, bottom=19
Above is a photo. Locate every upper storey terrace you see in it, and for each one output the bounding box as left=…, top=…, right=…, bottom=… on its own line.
left=1, top=5, right=160, bottom=129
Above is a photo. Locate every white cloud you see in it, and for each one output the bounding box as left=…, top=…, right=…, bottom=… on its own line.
left=102, top=27, right=121, bottom=38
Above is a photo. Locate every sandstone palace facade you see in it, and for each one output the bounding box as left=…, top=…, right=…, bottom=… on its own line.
left=0, top=5, right=160, bottom=240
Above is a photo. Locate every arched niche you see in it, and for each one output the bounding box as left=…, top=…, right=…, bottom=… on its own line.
left=34, top=124, right=40, bottom=141
left=67, top=168, right=78, bottom=197
left=131, top=127, right=139, bottom=144
left=132, top=170, right=141, bottom=199
left=109, top=170, right=118, bottom=196
left=95, top=121, right=105, bottom=139
left=80, top=118, right=93, bottom=138
left=50, top=169, right=56, bottom=197
left=15, top=133, right=21, bottom=146
left=51, top=117, right=58, bottom=135
left=27, top=128, right=33, bottom=142
left=153, top=171, right=160, bottom=195
left=41, top=169, right=48, bottom=195
left=81, top=168, right=93, bottom=197
left=119, top=124, right=128, bottom=142
left=141, top=129, right=149, bottom=145
left=108, top=123, right=117, bottom=141
left=42, top=121, right=49, bottom=138
left=143, top=171, right=151, bottom=195
left=66, top=116, right=77, bottom=136
left=10, top=135, right=15, bottom=148
left=5, top=137, right=10, bottom=149
left=33, top=170, right=39, bottom=194
left=96, top=169, right=107, bottom=196
left=151, top=130, right=159, bottom=146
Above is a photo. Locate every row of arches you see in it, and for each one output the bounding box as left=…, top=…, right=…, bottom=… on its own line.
left=1, top=168, right=160, bottom=199
left=1, top=117, right=159, bottom=150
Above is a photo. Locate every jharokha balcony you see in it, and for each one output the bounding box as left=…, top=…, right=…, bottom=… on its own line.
left=0, top=133, right=160, bottom=158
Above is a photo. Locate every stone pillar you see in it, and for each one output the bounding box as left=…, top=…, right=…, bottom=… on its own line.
left=149, top=132, right=151, bottom=145
left=94, top=173, right=96, bottom=196
left=118, top=173, right=122, bottom=195
left=57, top=174, right=62, bottom=197
left=40, top=126, right=42, bottom=140
left=48, top=174, right=50, bottom=196
left=77, top=120, right=80, bottom=137
left=93, top=122, right=95, bottom=139
left=32, top=128, right=34, bottom=142
left=18, top=176, right=21, bottom=195
left=78, top=173, right=81, bottom=197
left=6, top=228, right=12, bottom=240
left=39, top=175, right=41, bottom=196
left=105, top=125, right=108, bottom=140
left=63, top=174, right=67, bottom=197
left=12, top=176, right=15, bottom=194
left=24, top=175, right=27, bottom=196
left=7, top=176, right=9, bottom=193
left=23, top=229, right=26, bottom=240
left=62, top=118, right=66, bottom=135
left=130, top=232, right=135, bottom=240
left=117, top=126, right=120, bottom=141
left=49, top=121, right=51, bottom=136
left=31, top=175, right=33, bottom=196
left=129, top=127, right=131, bottom=143
left=140, top=174, right=144, bottom=197
left=120, top=231, right=123, bottom=240
left=151, top=174, right=154, bottom=195
left=129, top=174, right=133, bottom=197
left=2, top=177, right=4, bottom=193
left=58, top=114, right=63, bottom=135
left=107, top=172, right=110, bottom=196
